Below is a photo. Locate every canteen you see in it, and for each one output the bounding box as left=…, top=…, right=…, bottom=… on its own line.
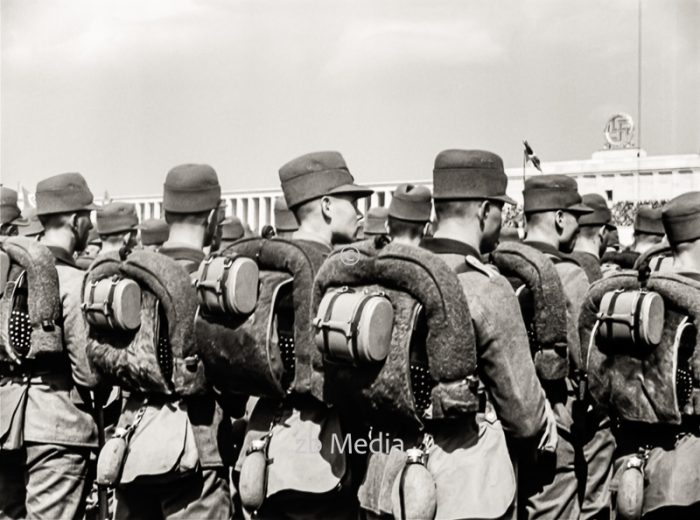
left=96, top=436, right=128, bottom=487
left=617, top=454, right=645, bottom=520
left=597, top=290, right=664, bottom=348
left=391, top=448, right=437, bottom=520
left=313, top=287, right=394, bottom=364
left=239, top=439, right=269, bottom=512
left=82, top=276, right=141, bottom=332
left=195, top=254, right=258, bottom=317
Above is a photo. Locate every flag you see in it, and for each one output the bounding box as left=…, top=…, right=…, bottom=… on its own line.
left=21, top=186, right=35, bottom=208
left=523, top=140, right=542, bottom=172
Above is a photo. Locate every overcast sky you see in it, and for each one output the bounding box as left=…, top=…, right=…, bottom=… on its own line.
left=1, top=0, right=698, bottom=197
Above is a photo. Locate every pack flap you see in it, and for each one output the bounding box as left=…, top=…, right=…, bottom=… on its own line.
left=225, top=237, right=328, bottom=399
left=647, top=272, right=700, bottom=416
left=313, top=241, right=478, bottom=427
left=0, top=237, right=62, bottom=359
left=490, top=242, right=569, bottom=379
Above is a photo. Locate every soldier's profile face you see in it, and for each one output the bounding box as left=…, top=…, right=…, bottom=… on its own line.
left=326, top=195, right=361, bottom=244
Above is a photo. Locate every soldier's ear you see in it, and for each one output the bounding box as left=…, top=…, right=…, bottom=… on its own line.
left=321, top=196, right=332, bottom=218
left=478, top=200, right=490, bottom=221
left=554, top=210, right=565, bottom=231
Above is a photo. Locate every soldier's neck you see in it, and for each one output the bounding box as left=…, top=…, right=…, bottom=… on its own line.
left=573, top=238, right=600, bottom=258
left=41, top=228, right=76, bottom=255
left=432, top=220, right=481, bottom=253
left=523, top=227, right=560, bottom=251
left=673, top=243, right=700, bottom=274
left=167, top=224, right=205, bottom=251
left=293, top=221, right=332, bottom=247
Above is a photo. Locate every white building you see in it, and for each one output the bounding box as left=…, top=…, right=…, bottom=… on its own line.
left=108, top=148, right=700, bottom=232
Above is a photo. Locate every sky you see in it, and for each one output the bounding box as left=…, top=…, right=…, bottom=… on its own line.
left=1, top=0, right=699, bottom=198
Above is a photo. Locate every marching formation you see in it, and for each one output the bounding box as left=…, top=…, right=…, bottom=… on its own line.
left=1, top=149, right=699, bottom=520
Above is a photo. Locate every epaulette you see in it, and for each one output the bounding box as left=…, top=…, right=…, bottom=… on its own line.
left=465, top=254, right=497, bottom=278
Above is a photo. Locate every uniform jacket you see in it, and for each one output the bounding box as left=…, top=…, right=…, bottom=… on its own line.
left=0, top=246, right=99, bottom=448
left=420, top=238, right=546, bottom=439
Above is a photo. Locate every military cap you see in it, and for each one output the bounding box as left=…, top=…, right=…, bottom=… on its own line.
left=389, top=184, right=432, bottom=222
left=635, top=206, right=665, bottom=236
left=220, top=216, right=245, bottom=241
left=138, top=218, right=169, bottom=246
left=279, top=151, right=373, bottom=209
left=16, top=207, right=44, bottom=237
left=163, top=164, right=221, bottom=214
left=432, top=150, right=516, bottom=204
left=662, top=192, right=700, bottom=245
left=578, top=193, right=612, bottom=226
left=96, top=202, right=139, bottom=235
left=363, top=207, right=389, bottom=235
left=35, top=173, right=97, bottom=216
left=523, top=174, right=593, bottom=215
left=274, top=197, right=299, bottom=232
left=1, top=187, right=22, bottom=224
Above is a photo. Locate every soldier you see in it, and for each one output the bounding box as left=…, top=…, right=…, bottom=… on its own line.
left=218, top=216, right=245, bottom=249
left=273, top=197, right=299, bottom=239
left=521, top=175, right=615, bottom=520
left=0, top=187, right=23, bottom=236
left=0, top=173, right=100, bottom=519
left=663, top=192, right=700, bottom=277
left=386, top=183, right=432, bottom=246
left=632, top=206, right=665, bottom=255
left=96, top=202, right=139, bottom=255
left=113, top=164, right=238, bottom=520
left=362, top=206, right=389, bottom=239
left=572, top=193, right=614, bottom=282
left=237, top=151, right=372, bottom=520
left=419, top=150, right=555, bottom=519
left=137, top=218, right=169, bottom=250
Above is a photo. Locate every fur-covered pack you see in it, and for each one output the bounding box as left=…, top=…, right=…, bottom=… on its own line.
left=311, top=240, right=479, bottom=433
left=83, top=250, right=206, bottom=396
left=490, top=242, right=569, bottom=381
left=581, top=270, right=700, bottom=425
left=194, top=237, right=328, bottom=400
left=0, top=237, right=62, bottom=363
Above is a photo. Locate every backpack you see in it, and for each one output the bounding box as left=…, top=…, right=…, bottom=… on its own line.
left=570, top=251, right=603, bottom=283
left=311, top=239, right=479, bottom=433
left=580, top=270, right=699, bottom=425
left=83, top=250, right=206, bottom=396
left=194, top=237, right=328, bottom=400
left=489, top=242, right=569, bottom=381
left=0, top=237, right=62, bottom=364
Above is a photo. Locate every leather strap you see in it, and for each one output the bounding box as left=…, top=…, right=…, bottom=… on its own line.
left=321, top=289, right=347, bottom=359
left=398, top=460, right=409, bottom=520
left=632, top=291, right=645, bottom=346
left=606, top=290, right=623, bottom=345
left=348, top=293, right=374, bottom=363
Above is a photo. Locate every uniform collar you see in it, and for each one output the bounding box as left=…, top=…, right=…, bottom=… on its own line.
left=291, top=229, right=332, bottom=250
left=419, top=237, right=480, bottom=258
left=524, top=240, right=562, bottom=258
left=46, top=245, right=78, bottom=268
left=158, top=242, right=205, bottom=264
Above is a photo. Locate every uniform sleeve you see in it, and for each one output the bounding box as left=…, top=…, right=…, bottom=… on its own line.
left=463, top=274, right=547, bottom=439
left=58, top=266, right=100, bottom=388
